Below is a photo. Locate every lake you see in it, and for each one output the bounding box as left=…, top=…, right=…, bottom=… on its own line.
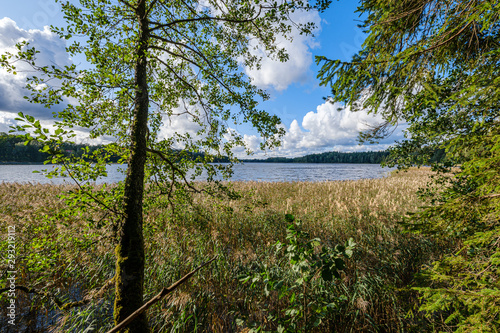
left=0, top=163, right=395, bottom=184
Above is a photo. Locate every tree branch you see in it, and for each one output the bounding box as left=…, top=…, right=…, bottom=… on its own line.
left=117, top=0, right=136, bottom=12
left=61, top=159, right=125, bottom=217
left=107, top=256, right=217, bottom=333
left=149, top=44, right=244, bottom=111
left=320, top=20, right=474, bottom=68
left=150, top=34, right=211, bottom=67
left=145, top=0, right=160, bottom=17
left=374, top=4, right=427, bottom=26
left=148, top=6, right=262, bottom=32
left=151, top=54, right=213, bottom=119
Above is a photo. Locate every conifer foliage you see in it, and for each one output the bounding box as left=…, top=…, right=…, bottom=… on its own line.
left=317, top=1, right=500, bottom=330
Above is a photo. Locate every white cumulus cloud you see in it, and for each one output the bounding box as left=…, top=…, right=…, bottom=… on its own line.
left=242, top=100, right=402, bottom=159
left=280, top=101, right=397, bottom=154
left=0, top=17, right=71, bottom=120
left=158, top=110, right=204, bottom=149
left=244, top=10, right=321, bottom=92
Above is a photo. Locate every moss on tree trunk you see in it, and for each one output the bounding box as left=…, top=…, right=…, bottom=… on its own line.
left=113, top=1, right=150, bottom=331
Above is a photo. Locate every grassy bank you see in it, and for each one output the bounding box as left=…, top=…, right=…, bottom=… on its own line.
left=0, top=168, right=454, bottom=332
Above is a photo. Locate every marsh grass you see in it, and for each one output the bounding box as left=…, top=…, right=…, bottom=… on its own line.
left=0, top=168, right=453, bottom=332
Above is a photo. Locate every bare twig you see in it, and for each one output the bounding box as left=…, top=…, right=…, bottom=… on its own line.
left=479, top=193, right=500, bottom=200
left=61, top=159, right=124, bottom=217
left=0, top=276, right=115, bottom=311
left=145, top=147, right=206, bottom=195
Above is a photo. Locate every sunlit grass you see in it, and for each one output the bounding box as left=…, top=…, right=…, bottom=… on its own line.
left=0, top=167, right=451, bottom=332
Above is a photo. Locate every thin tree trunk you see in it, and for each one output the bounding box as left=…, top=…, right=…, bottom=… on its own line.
left=114, top=0, right=150, bottom=331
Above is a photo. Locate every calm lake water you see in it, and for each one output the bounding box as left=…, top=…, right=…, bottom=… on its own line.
left=0, top=163, right=395, bottom=184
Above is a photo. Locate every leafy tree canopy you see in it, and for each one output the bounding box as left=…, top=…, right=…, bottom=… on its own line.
left=1, top=0, right=332, bottom=331
left=317, top=0, right=500, bottom=331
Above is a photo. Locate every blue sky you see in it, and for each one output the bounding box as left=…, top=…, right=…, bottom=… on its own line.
left=0, top=1, right=401, bottom=158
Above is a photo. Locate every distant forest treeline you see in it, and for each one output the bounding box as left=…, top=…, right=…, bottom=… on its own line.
left=244, top=150, right=390, bottom=164
left=0, top=132, right=107, bottom=163
left=1, top=132, right=424, bottom=164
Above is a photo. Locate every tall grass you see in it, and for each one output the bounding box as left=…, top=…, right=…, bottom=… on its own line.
left=0, top=168, right=453, bottom=332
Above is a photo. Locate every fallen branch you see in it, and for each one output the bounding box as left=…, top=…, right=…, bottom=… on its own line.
left=0, top=276, right=115, bottom=311
left=107, top=256, right=217, bottom=333
left=0, top=285, right=64, bottom=307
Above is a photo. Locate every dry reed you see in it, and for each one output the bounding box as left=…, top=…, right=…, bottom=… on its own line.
left=0, top=167, right=449, bottom=332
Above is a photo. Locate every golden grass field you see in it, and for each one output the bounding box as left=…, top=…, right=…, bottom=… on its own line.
left=0, top=167, right=453, bottom=332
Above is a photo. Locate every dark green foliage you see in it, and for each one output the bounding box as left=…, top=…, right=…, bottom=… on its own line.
left=411, top=133, right=500, bottom=332
left=0, top=132, right=99, bottom=163
left=246, top=150, right=390, bottom=164
left=240, top=214, right=355, bottom=332
left=0, top=131, right=390, bottom=165
left=0, top=131, right=124, bottom=164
